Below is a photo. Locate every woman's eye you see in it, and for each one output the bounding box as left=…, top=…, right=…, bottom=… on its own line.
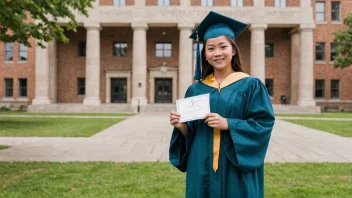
left=221, top=46, right=227, bottom=49
left=207, top=48, right=214, bottom=51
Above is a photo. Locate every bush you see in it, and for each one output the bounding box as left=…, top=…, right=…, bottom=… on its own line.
left=0, top=106, right=11, bottom=111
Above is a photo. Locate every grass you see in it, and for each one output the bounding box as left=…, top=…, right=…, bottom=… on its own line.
left=276, top=112, right=352, bottom=118
left=0, top=162, right=350, bottom=198
left=0, top=117, right=123, bottom=137
left=283, top=120, right=352, bottom=137
left=0, top=145, right=10, bottom=150
left=0, top=111, right=134, bottom=117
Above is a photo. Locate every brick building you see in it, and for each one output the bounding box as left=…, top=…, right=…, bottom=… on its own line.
left=0, top=0, right=351, bottom=112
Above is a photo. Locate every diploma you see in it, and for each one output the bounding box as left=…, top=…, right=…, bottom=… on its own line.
left=176, top=93, right=210, bottom=123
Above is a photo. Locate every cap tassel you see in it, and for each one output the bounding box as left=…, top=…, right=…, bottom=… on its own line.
left=194, top=31, right=202, bottom=80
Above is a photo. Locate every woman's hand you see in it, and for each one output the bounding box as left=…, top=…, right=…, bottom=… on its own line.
left=204, top=113, right=229, bottom=130
left=170, top=111, right=187, bottom=136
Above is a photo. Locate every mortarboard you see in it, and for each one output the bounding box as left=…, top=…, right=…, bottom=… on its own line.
left=190, top=11, right=248, bottom=80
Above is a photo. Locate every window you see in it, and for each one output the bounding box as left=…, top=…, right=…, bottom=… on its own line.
left=331, top=2, right=340, bottom=21
left=77, top=78, right=85, bottom=96
left=315, top=42, right=325, bottom=61
left=113, top=0, right=125, bottom=6
left=265, top=43, right=274, bottom=58
left=275, top=0, right=286, bottom=7
left=5, top=42, right=14, bottom=61
left=231, top=0, right=243, bottom=6
left=330, top=43, right=339, bottom=61
left=18, top=79, right=27, bottom=97
left=78, top=41, right=86, bottom=57
left=156, top=43, right=172, bottom=57
left=19, top=43, right=28, bottom=61
left=113, top=42, right=128, bottom=57
left=201, top=0, right=212, bottom=6
left=315, top=80, right=324, bottom=98
left=331, top=80, right=339, bottom=99
left=158, top=0, right=170, bottom=6
left=265, top=79, right=274, bottom=96
left=315, top=2, right=325, bottom=22
left=5, top=78, right=13, bottom=97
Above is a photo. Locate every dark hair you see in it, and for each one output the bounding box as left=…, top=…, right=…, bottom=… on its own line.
left=200, top=36, right=244, bottom=79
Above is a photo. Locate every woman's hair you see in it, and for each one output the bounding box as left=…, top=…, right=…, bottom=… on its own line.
left=200, top=36, right=244, bottom=79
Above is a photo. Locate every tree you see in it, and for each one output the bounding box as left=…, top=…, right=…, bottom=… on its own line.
left=0, top=0, right=94, bottom=47
left=333, top=13, right=352, bottom=68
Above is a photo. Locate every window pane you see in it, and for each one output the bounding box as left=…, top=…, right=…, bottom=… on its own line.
left=316, top=13, right=325, bottom=22
left=156, top=50, right=163, bottom=57
left=332, top=12, right=340, bottom=21
left=77, top=78, right=85, bottom=95
left=19, top=52, right=27, bottom=61
left=78, top=42, right=86, bottom=57
left=331, top=80, right=339, bottom=98
left=156, top=44, right=163, bottom=50
left=5, top=52, right=13, bottom=61
left=315, top=80, right=324, bottom=98
left=265, top=79, right=273, bottom=96
left=207, top=0, right=213, bottom=6
left=5, top=79, right=13, bottom=97
left=330, top=43, right=339, bottom=61
left=164, top=43, right=172, bottom=50
left=5, top=42, right=13, bottom=51
left=164, top=50, right=172, bottom=57
left=331, top=2, right=340, bottom=10
left=265, top=44, right=273, bottom=58
left=19, top=43, right=27, bottom=51
left=315, top=43, right=325, bottom=60
left=201, top=0, right=206, bottom=6
left=19, top=79, right=27, bottom=97
left=316, top=2, right=325, bottom=12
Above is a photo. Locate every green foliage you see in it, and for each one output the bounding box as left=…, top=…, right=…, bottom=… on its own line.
left=333, top=13, right=352, bottom=68
left=0, top=0, right=94, bottom=47
left=0, top=106, right=11, bottom=111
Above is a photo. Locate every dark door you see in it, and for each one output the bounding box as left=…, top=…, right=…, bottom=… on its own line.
left=155, top=78, right=172, bottom=103
left=111, top=78, right=127, bottom=103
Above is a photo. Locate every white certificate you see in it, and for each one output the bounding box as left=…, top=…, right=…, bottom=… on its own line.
left=176, top=93, right=210, bottom=123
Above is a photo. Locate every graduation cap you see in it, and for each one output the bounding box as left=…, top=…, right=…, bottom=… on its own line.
left=189, top=11, right=248, bottom=80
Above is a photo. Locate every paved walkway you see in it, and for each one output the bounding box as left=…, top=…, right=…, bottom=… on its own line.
left=0, top=113, right=351, bottom=162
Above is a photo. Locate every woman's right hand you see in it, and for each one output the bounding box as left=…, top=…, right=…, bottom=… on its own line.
left=169, top=111, right=186, bottom=130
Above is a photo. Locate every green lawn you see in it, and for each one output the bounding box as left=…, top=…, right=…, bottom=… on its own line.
left=0, top=162, right=350, bottom=198
left=0, top=111, right=134, bottom=117
left=0, top=145, right=10, bottom=150
left=283, top=120, right=352, bottom=137
left=277, top=112, right=352, bottom=118
left=0, top=117, right=123, bottom=137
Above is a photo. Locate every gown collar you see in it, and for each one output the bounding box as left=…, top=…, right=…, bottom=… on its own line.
left=201, top=72, right=249, bottom=89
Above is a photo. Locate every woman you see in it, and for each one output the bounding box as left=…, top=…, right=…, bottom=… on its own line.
left=169, top=11, right=275, bottom=198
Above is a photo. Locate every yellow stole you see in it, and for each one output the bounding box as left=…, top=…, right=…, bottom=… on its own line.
left=201, top=72, right=249, bottom=172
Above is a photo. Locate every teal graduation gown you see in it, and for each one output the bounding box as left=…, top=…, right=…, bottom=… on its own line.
left=169, top=74, right=275, bottom=198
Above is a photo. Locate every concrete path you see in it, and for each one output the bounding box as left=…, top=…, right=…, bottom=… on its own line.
left=0, top=113, right=351, bottom=162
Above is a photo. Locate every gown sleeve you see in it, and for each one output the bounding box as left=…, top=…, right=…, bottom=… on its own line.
left=169, top=86, right=197, bottom=172
left=224, top=78, right=275, bottom=173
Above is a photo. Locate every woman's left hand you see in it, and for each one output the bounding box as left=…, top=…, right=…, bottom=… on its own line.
left=204, top=113, right=229, bottom=130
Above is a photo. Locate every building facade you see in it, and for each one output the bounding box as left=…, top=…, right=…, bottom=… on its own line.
left=0, top=0, right=351, bottom=112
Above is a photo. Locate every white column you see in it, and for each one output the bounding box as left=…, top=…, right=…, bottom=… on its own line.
left=48, top=39, right=57, bottom=103
left=32, top=42, right=51, bottom=104
left=253, top=0, right=264, bottom=6
left=290, top=29, right=300, bottom=105
left=249, top=24, right=267, bottom=83
left=131, top=23, right=148, bottom=111
left=297, top=24, right=316, bottom=106
left=178, top=23, right=194, bottom=99
left=32, top=40, right=57, bottom=105
left=83, top=22, right=102, bottom=105
left=180, top=0, right=191, bottom=6
left=300, top=0, right=310, bottom=8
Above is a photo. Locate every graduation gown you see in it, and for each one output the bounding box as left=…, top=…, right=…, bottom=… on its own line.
left=169, top=73, right=275, bottom=198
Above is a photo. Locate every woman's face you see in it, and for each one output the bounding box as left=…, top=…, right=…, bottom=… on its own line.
left=205, top=35, right=235, bottom=71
